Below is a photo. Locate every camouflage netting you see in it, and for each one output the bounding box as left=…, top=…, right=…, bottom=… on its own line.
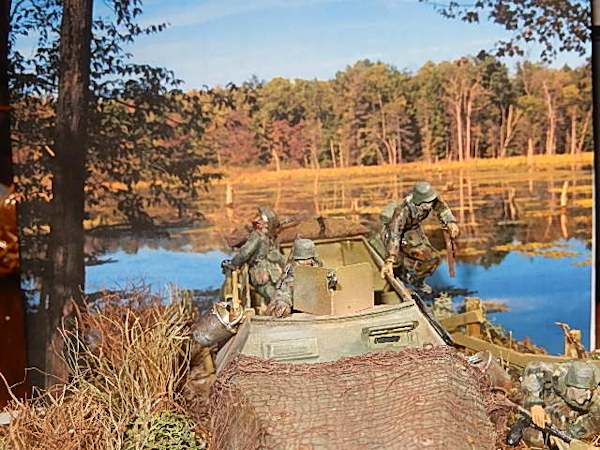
left=209, top=346, right=507, bottom=450
left=278, top=217, right=369, bottom=243
left=226, top=217, right=369, bottom=249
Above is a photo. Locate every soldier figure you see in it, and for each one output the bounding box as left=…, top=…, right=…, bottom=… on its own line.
left=380, top=181, right=459, bottom=294
left=266, top=238, right=323, bottom=318
left=514, top=360, right=600, bottom=449
left=222, top=206, right=286, bottom=304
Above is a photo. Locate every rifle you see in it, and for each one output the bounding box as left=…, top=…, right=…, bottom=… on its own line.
left=275, top=249, right=295, bottom=290
left=506, top=401, right=573, bottom=447
left=278, top=212, right=310, bottom=231
left=442, top=227, right=457, bottom=278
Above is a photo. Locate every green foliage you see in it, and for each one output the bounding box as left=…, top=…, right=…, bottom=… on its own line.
left=123, top=411, right=206, bottom=450
left=194, top=56, right=591, bottom=169
left=420, top=0, right=588, bottom=63
left=413, top=61, right=451, bottom=161
left=10, top=0, right=221, bottom=230
left=10, top=2, right=593, bottom=202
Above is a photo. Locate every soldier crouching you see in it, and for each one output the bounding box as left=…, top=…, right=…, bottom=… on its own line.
left=380, top=181, right=459, bottom=294
left=510, top=360, right=600, bottom=449
left=266, top=238, right=322, bottom=318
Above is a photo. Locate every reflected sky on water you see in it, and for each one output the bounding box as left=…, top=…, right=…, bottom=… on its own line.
left=86, top=248, right=229, bottom=294
left=86, top=237, right=591, bottom=355
left=433, top=238, right=591, bottom=355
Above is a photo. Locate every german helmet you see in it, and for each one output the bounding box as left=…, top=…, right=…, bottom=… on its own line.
left=411, top=181, right=438, bottom=205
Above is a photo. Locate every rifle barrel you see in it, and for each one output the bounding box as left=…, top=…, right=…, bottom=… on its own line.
left=513, top=403, right=572, bottom=444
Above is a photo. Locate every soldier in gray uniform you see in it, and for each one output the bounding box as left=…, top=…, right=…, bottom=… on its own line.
left=516, top=360, right=600, bottom=449
left=380, top=181, right=459, bottom=294
left=222, top=206, right=286, bottom=304
left=266, top=238, right=323, bottom=318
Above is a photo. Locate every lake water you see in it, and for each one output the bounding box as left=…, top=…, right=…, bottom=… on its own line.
left=83, top=157, right=594, bottom=355
left=85, top=237, right=591, bottom=355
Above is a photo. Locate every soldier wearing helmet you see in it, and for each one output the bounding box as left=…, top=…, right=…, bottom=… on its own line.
left=380, top=181, right=459, bottom=294
left=222, top=206, right=286, bottom=304
left=266, top=238, right=323, bottom=318
left=514, top=360, right=600, bottom=449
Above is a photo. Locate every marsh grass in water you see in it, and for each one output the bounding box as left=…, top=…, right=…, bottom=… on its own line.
left=492, top=242, right=581, bottom=259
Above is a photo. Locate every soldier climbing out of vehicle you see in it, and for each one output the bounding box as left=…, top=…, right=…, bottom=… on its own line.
left=266, top=238, right=323, bottom=318
left=508, top=360, right=600, bottom=450
left=379, top=181, right=459, bottom=295
left=221, top=206, right=286, bottom=305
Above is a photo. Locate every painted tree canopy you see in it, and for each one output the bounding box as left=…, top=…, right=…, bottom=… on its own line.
left=196, top=57, right=591, bottom=170
left=420, top=0, right=589, bottom=62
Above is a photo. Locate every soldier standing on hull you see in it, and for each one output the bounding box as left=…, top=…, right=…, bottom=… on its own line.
left=266, top=238, right=323, bottom=318
left=510, top=360, right=600, bottom=450
left=380, top=181, right=459, bottom=294
left=222, top=206, right=286, bottom=304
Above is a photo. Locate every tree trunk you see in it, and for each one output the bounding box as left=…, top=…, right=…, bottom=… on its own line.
left=465, top=92, right=473, bottom=161
left=454, top=100, right=464, bottom=162
left=311, top=120, right=321, bottom=170
left=501, top=105, right=522, bottom=158
left=543, top=82, right=556, bottom=155
left=376, top=147, right=385, bottom=166
left=570, top=108, right=577, bottom=155
left=527, top=137, right=534, bottom=164
left=311, top=143, right=320, bottom=170
left=499, top=107, right=506, bottom=159
left=422, top=117, right=432, bottom=164
left=424, top=134, right=432, bottom=164
left=473, top=136, right=480, bottom=159
left=577, top=109, right=592, bottom=154
left=272, top=147, right=280, bottom=172
left=45, top=0, right=93, bottom=385
left=329, top=140, right=337, bottom=168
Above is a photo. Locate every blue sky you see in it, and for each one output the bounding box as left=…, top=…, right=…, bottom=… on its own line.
left=97, top=0, right=587, bottom=88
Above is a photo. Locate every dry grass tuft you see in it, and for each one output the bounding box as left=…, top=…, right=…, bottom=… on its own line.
left=1, top=289, right=203, bottom=450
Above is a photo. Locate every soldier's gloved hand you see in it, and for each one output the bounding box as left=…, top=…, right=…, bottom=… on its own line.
left=266, top=299, right=291, bottom=318
left=530, top=404, right=546, bottom=429
left=380, top=258, right=395, bottom=280
left=447, top=222, right=460, bottom=239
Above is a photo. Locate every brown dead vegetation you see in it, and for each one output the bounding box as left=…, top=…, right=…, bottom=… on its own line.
left=0, top=290, right=206, bottom=450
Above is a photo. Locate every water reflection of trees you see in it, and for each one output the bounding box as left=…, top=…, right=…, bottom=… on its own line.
left=220, top=165, right=591, bottom=267
left=85, top=164, right=592, bottom=275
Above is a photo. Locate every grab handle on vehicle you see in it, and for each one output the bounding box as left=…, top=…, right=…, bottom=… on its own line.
left=362, top=321, right=419, bottom=348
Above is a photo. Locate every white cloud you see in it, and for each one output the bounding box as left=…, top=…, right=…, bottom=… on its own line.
left=141, top=0, right=350, bottom=28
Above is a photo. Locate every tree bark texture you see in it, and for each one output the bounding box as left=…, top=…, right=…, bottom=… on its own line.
left=45, top=0, right=93, bottom=385
left=543, top=82, right=556, bottom=155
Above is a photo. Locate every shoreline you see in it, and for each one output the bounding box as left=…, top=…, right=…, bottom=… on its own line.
left=219, top=152, right=594, bottom=185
